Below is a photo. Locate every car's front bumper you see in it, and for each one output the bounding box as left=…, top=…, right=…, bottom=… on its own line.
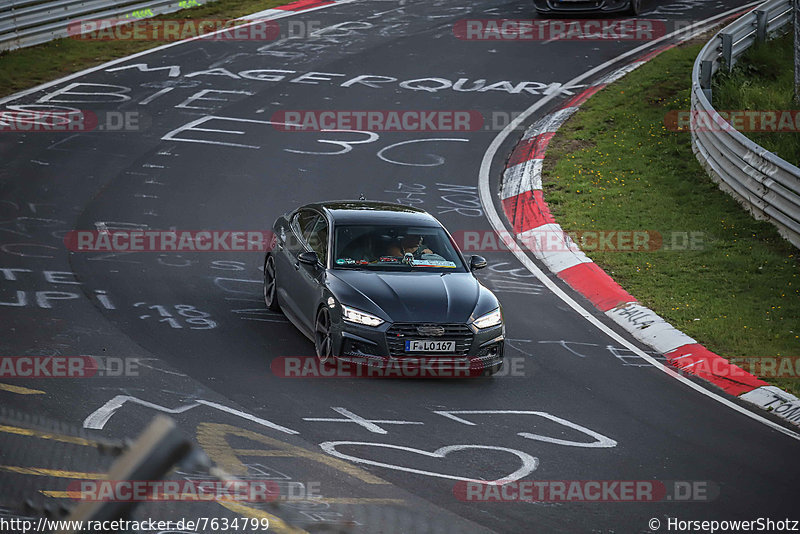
left=333, top=320, right=505, bottom=377
left=533, top=0, right=632, bottom=13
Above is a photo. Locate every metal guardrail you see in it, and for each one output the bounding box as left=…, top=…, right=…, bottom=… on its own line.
left=691, top=0, right=800, bottom=248
left=0, top=0, right=217, bottom=51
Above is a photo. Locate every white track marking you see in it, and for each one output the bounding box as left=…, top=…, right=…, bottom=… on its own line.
left=433, top=410, right=617, bottom=448
left=285, top=129, right=379, bottom=155
left=319, top=442, right=539, bottom=484
left=162, top=115, right=298, bottom=149
left=196, top=400, right=297, bottom=433
left=477, top=3, right=800, bottom=442
left=376, top=138, right=469, bottom=166
left=303, top=407, right=424, bottom=434
left=83, top=395, right=298, bottom=434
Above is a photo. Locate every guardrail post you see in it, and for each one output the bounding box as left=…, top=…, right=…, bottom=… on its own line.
left=755, top=10, right=767, bottom=42
left=721, top=33, right=734, bottom=71
left=700, top=60, right=713, bottom=100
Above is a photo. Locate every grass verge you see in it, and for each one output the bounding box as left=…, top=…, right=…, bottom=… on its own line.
left=0, top=0, right=288, bottom=99
left=542, top=39, right=800, bottom=396
left=712, top=31, right=799, bottom=165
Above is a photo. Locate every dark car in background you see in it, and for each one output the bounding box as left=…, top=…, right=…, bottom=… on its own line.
left=534, top=0, right=643, bottom=15
left=263, top=201, right=505, bottom=375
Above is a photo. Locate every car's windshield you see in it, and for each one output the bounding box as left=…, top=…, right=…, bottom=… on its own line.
left=333, top=224, right=466, bottom=272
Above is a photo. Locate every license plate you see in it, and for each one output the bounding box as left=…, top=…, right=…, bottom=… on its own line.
left=405, top=340, right=456, bottom=352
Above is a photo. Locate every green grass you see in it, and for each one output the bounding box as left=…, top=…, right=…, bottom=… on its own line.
left=0, top=0, right=288, bottom=98
left=712, top=31, right=800, bottom=165
left=542, top=40, right=800, bottom=396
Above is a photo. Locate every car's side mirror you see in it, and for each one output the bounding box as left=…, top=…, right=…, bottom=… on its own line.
left=470, top=255, right=487, bottom=271
left=298, top=251, right=320, bottom=267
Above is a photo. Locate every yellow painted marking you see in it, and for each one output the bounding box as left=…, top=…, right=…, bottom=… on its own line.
left=43, top=491, right=404, bottom=507
left=218, top=501, right=307, bottom=534
left=0, top=424, right=95, bottom=446
left=0, top=466, right=104, bottom=479
left=228, top=449, right=299, bottom=456
left=0, top=383, right=45, bottom=395
left=40, top=490, right=82, bottom=499
left=42, top=490, right=296, bottom=504
left=197, top=423, right=388, bottom=484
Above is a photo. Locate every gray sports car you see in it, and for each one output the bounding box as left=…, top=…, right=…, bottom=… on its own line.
left=263, top=201, right=505, bottom=376
left=533, top=0, right=643, bottom=15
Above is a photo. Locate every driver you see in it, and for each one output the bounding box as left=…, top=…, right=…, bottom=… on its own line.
left=386, top=234, right=433, bottom=258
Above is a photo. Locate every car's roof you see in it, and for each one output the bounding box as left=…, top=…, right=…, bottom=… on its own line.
left=302, top=201, right=440, bottom=226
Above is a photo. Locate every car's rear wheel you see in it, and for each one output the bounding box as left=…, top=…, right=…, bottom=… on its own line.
left=315, top=307, right=333, bottom=365
left=627, top=0, right=641, bottom=15
left=263, top=255, right=280, bottom=312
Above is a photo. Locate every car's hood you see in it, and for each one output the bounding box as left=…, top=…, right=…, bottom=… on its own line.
left=328, top=270, right=496, bottom=324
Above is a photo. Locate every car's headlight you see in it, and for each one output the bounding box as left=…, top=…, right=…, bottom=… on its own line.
left=472, top=308, right=502, bottom=329
left=341, top=305, right=384, bottom=327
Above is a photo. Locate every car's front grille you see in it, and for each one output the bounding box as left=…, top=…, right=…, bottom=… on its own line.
left=385, top=323, right=473, bottom=357
left=546, top=0, right=604, bottom=10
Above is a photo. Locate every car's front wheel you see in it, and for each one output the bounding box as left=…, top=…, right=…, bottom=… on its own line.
left=627, top=0, right=642, bottom=15
left=263, top=255, right=280, bottom=312
left=315, top=307, right=333, bottom=365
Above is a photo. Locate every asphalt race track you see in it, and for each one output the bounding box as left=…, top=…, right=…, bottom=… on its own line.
left=1, top=0, right=798, bottom=532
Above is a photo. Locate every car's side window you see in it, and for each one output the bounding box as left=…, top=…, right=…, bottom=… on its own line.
left=305, top=216, right=328, bottom=262
left=292, top=210, right=318, bottom=241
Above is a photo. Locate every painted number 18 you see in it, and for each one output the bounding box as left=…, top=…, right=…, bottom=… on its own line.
left=134, top=302, right=217, bottom=329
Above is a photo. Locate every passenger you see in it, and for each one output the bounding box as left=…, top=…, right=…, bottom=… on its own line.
left=385, top=234, right=433, bottom=258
